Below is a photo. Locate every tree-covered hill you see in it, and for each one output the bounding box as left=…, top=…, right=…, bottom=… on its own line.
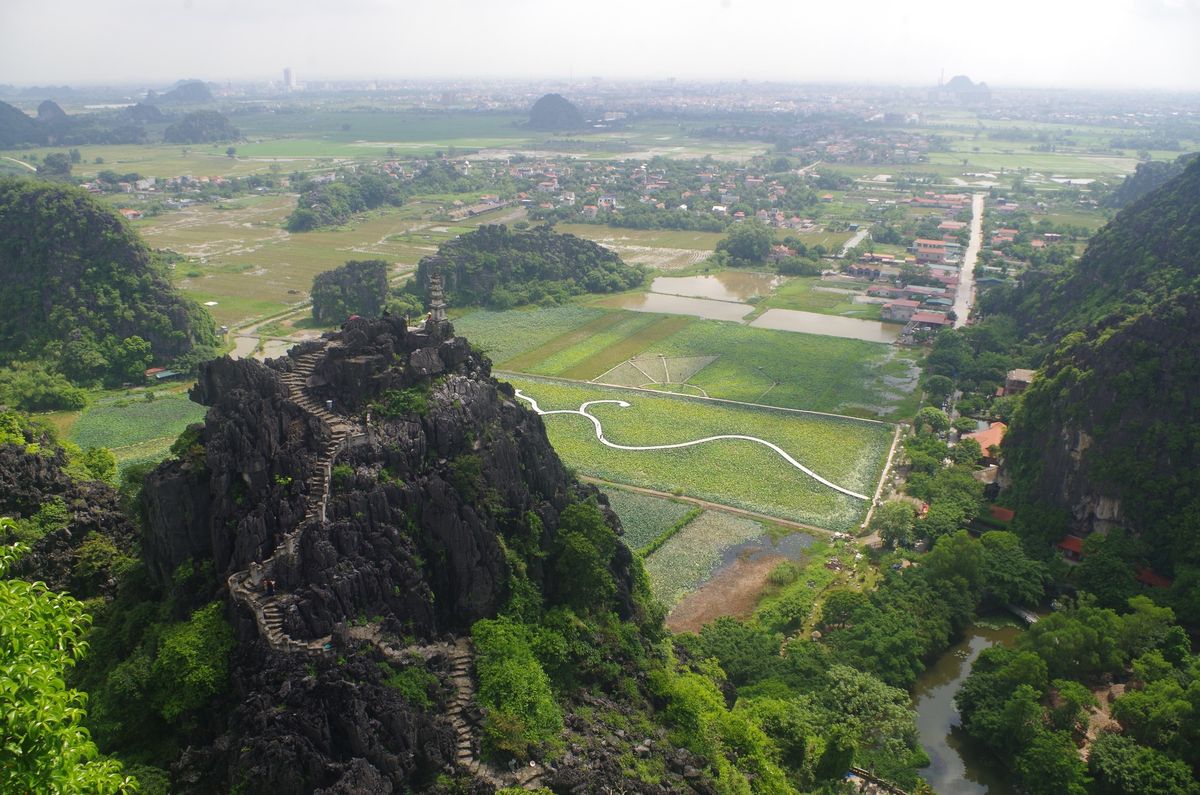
left=0, top=178, right=219, bottom=387
left=528, top=93, right=585, bottom=130
left=951, top=156, right=1200, bottom=615
left=1104, top=151, right=1198, bottom=209
left=981, top=155, right=1200, bottom=342
left=0, top=100, right=43, bottom=146
left=413, top=224, right=644, bottom=309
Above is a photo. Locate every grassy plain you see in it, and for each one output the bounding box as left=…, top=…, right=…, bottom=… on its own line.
left=449, top=305, right=607, bottom=365
left=762, top=277, right=882, bottom=320
left=502, top=375, right=890, bottom=531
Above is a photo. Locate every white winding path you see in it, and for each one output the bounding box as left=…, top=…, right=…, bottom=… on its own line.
left=514, top=389, right=869, bottom=501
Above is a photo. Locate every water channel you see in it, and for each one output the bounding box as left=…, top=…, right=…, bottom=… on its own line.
left=750, top=308, right=901, bottom=343
left=601, top=292, right=755, bottom=322
left=911, top=624, right=1020, bottom=795
left=649, top=272, right=781, bottom=302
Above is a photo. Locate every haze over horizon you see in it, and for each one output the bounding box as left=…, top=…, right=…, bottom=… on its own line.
left=2, top=0, right=1200, bottom=93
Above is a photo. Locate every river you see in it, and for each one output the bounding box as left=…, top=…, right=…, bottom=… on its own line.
left=911, top=624, right=1020, bottom=795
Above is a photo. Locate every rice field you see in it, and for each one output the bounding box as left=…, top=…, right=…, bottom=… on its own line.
left=68, top=393, right=205, bottom=471
left=504, top=375, right=892, bottom=531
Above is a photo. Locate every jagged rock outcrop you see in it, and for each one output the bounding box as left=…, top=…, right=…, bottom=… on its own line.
left=142, top=315, right=640, bottom=791
left=0, top=443, right=137, bottom=598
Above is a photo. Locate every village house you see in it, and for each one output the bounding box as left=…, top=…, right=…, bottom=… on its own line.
left=964, top=422, right=1007, bottom=464
left=910, top=310, right=953, bottom=331
left=913, top=238, right=948, bottom=264
left=881, top=299, right=921, bottom=322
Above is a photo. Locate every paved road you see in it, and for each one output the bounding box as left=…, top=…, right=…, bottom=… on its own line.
left=954, top=193, right=985, bottom=328
left=840, top=225, right=872, bottom=257
left=1, top=156, right=36, bottom=172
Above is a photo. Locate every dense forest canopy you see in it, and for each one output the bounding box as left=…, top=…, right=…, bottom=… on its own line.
left=412, top=224, right=645, bottom=309
left=311, top=259, right=389, bottom=323
left=0, top=178, right=219, bottom=395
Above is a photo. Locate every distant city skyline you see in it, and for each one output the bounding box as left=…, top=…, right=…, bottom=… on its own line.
left=2, top=0, right=1199, bottom=93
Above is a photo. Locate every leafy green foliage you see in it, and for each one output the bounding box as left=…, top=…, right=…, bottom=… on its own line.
left=0, top=529, right=135, bottom=794
left=715, top=221, right=775, bottom=265
left=549, top=501, right=618, bottom=612
left=287, top=171, right=404, bottom=231
left=369, top=385, right=430, bottom=418
left=415, top=224, right=644, bottom=309
left=871, top=500, right=917, bottom=548
left=152, top=601, right=235, bottom=721
left=0, top=360, right=88, bottom=410
left=1089, top=733, right=1199, bottom=795
left=311, top=259, right=389, bottom=323
left=471, top=616, right=563, bottom=761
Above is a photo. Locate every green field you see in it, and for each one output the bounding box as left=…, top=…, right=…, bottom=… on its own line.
left=599, top=487, right=698, bottom=554
left=762, top=277, right=882, bottom=320
left=138, top=196, right=520, bottom=326
left=68, top=393, right=205, bottom=471
left=449, top=305, right=607, bottom=365
left=503, top=375, right=891, bottom=531
left=642, top=511, right=774, bottom=608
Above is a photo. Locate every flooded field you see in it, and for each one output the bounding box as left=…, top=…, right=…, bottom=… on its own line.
left=650, top=272, right=780, bottom=303
left=750, top=308, right=901, bottom=343
left=664, top=530, right=814, bottom=634
left=602, top=292, right=754, bottom=322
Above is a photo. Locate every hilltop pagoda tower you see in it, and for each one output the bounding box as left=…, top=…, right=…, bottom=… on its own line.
left=428, top=270, right=448, bottom=325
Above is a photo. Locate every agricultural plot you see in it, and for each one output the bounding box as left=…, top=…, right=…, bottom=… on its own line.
left=449, top=305, right=606, bottom=365
left=595, top=355, right=719, bottom=389
left=763, top=277, right=882, bottom=320
left=645, top=320, right=918, bottom=420
left=504, top=375, right=892, bottom=531
left=641, top=511, right=771, bottom=608
left=68, top=393, right=205, bottom=471
left=599, top=487, right=698, bottom=554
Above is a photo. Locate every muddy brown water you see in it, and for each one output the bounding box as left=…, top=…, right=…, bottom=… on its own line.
left=749, top=308, right=901, bottom=343
left=603, top=292, right=754, bottom=322
left=912, top=624, right=1021, bottom=794
left=650, top=272, right=780, bottom=303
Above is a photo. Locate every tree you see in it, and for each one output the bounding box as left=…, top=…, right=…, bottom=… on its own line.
left=914, top=406, right=951, bottom=433
left=818, top=589, right=869, bottom=631
left=37, top=152, right=72, bottom=178
left=923, top=374, right=954, bottom=402
left=949, top=437, right=982, bottom=465
left=716, top=221, right=774, bottom=264
left=311, top=260, right=389, bottom=324
left=1015, top=730, right=1090, bottom=795
left=1089, top=733, right=1199, bottom=795
left=980, top=530, right=1048, bottom=607
left=871, top=500, right=917, bottom=548
left=0, top=528, right=135, bottom=793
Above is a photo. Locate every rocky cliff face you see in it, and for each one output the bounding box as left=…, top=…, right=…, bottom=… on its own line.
left=141, top=315, right=641, bottom=791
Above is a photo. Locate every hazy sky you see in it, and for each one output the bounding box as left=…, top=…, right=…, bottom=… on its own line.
left=3, top=0, right=1199, bottom=91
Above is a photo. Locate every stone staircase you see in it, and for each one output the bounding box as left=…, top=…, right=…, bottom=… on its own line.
left=226, top=344, right=352, bottom=656
left=225, top=343, right=546, bottom=787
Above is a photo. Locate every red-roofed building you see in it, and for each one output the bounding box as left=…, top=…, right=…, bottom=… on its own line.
left=910, top=311, right=953, bottom=329
left=1135, top=567, right=1172, bottom=589
left=913, top=238, right=948, bottom=264
left=964, top=422, right=1007, bottom=462
left=1057, top=535, right=1085, bottom=563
